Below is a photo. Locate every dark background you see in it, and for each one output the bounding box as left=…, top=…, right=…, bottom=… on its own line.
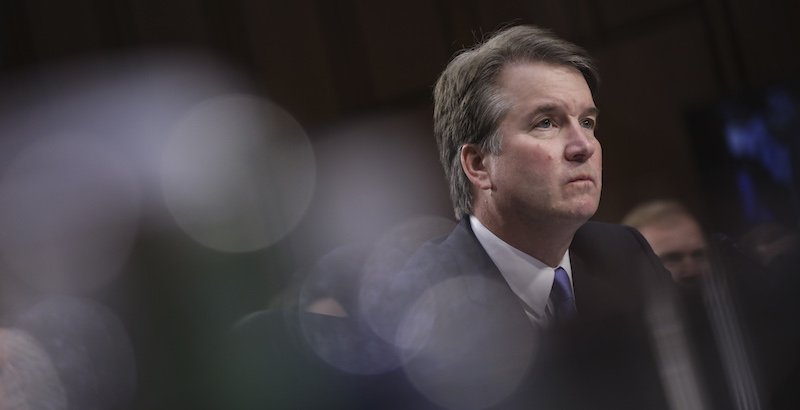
left=2, top=0, right=799, bottom=224
left=1, top=1, right=799, bottom=408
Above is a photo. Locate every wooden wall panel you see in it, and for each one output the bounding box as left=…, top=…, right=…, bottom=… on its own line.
left=240, top=0, right=339, bottom=125
left=591, top=16, right=720, bottom=222
left=21, top=0, right=104, bottom=62
left=593, top=0, right=692, bottom=29
left=354, top=0, right=448, bottom=103
left=129, top=0, right=210, bottom=46
left=727, top=0, right=800, bottom=86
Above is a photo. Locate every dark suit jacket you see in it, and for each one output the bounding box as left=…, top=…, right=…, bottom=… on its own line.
left=402, top=218, right=670, bottom=318
left=379, top=218, right=674, bottom=410
left=224, top=219, right=697, bottom=410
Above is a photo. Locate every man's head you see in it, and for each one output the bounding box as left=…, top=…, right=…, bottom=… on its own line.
left=433, top=25, right=600, bottom=221
left=622, top=200, right=710, bottom=287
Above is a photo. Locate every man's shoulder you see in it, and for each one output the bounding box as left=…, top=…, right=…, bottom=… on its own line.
left=403, top=219, right=663, bottom=279
left=572, top=221, right=669, bottom=283
left=573, top=221, right=651, bottom=253
left=411, top=220, right=652, bottom=266
left=403, top=218, right=497, bottom=278
left=576, top=220, right=642, bottom=237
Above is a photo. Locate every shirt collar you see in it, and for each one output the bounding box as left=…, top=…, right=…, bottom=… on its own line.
left=469, top=215, right=573, bottom=321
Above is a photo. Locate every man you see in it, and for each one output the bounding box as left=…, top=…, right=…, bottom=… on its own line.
left=225, top=24, right=682, bottom=410
left=377, top=25, right=676, bottom=410
left=429, top=24, right=666, bottom=323
left=622, top=200, right=711, bottom=287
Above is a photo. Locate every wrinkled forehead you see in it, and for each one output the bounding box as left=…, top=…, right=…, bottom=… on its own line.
left=498, top=56, right=596, bottom=94
left=493, top=61, right=595, bottom=116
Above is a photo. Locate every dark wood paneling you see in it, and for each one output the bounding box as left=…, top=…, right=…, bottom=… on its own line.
left=591, top=16, right=720, bottom=222
left=22, top=0, right=104, bottom=61
left=240, top=0, right=340, bottom=126
left=128, top=0, right=210, bottom=46
left=354, top=0, right=448, bottom=102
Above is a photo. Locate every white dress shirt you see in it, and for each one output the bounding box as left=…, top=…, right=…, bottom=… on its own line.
left=470, top=215, right=575, bottom=327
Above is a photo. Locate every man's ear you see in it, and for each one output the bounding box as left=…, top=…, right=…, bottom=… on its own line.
left=460, top=143, right=493, bottom=190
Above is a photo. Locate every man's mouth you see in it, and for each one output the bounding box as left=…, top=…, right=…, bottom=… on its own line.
left=568, top=174, right=594, bottom=183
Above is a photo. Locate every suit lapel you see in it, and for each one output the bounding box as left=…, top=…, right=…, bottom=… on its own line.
left=444, top=218, right=524, bottom=308
left=571, top=245, right=627, bottom=321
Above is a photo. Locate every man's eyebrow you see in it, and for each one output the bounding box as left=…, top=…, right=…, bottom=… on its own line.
left=529, top=105, right=600, bottom=117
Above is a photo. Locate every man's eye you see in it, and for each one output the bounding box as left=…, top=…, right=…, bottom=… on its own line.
left=537, top=119, right=552, bottom=128
left=581, top=118, right=596, bottom=129
left=660, top=253, right=683, bottom=265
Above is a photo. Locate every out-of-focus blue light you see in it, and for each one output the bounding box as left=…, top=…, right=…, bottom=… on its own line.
left=736, top=169, right=774, bottom=223
left=725, top=116, right=793, bottom=184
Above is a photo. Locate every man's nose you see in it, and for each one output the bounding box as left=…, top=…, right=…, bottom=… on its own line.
left=564, top=120, right=596, bottom=162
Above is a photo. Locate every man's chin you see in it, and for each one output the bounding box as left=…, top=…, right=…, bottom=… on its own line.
left=563, top=199, right=600, bottom=222
left=550, top=207, right=598, bottom=226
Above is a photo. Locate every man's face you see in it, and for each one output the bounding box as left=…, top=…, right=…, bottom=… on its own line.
left=485, top=61, right=602, bottom=226
left=638, top=216, right=710, bottom=287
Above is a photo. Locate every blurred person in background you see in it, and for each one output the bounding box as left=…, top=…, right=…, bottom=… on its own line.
left=623, top=200, right=743, bottom=407
left=622, top=199, right=711, bottom=288
left=622, top=201, right=800, bottom=409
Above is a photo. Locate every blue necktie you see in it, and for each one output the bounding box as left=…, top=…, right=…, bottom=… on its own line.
left=550, top=267, right=577, bottom=323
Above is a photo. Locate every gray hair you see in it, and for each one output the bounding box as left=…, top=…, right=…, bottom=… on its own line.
left=433, top=25, right=599, bottom=220
left=621, top=199, right=694, bottom=230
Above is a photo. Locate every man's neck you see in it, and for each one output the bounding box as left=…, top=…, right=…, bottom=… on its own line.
left=472, top=211, right=582, bottom=267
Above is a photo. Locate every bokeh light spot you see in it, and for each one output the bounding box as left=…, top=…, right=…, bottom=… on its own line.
left=0, top=134, right=141, bottom=294
left=161, top=94, right=315, bottom=252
